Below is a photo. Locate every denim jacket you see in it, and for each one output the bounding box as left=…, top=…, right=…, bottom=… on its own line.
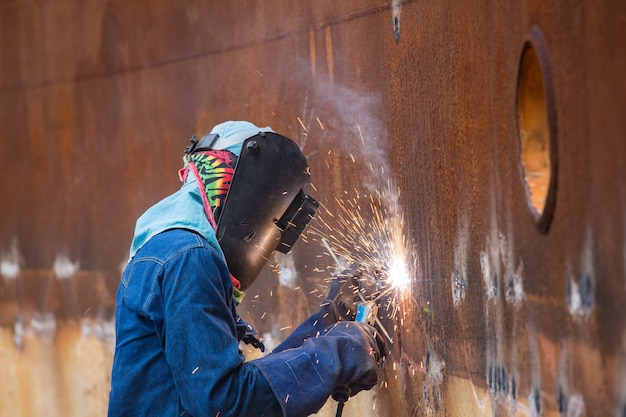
left=108, top=229, right=282, bottom=417
left=108, top=229, right=375, bottom=417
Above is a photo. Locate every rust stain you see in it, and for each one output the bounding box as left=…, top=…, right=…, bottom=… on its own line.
left=325, top=25, right=334, bottom=81
left=1, top=0, right=625, bottom=416
left=309, top=28, right=317, bottom=79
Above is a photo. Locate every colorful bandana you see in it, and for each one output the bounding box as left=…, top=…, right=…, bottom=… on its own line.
left=179, top=150, right=237, bottom=227
left=180, top=149, right=242, bottom=292
left=188, top=150, right=238, bottom=214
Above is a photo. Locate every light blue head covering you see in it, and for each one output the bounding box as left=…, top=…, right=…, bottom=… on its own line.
left=128, top=121, right=272, bottom=259
left=208, top=120, right=269, bottom=156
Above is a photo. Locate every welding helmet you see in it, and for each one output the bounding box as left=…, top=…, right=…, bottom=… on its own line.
left=185, top=122, right=319, bottom=291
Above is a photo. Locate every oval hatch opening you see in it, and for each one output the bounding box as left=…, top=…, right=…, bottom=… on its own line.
left=516, top=27, right=557, bottom=231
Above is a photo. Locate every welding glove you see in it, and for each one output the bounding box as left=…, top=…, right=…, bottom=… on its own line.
left=320, top=263, right=362, bottom=323
left=251, top=321, right=380, bottom=417
left=271, top=264, right=363, bottom=353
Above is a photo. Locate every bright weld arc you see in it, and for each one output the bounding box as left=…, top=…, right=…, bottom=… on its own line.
left=388, top=254, right=410, bottom=290
left=308, top=192, right=416, bottom=334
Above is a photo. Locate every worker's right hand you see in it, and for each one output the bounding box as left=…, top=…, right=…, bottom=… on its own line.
left=251, top=319, right=381, bottom=416
left=320, top=263, right=362, bottom=323
left=323, top=321, right=381, bottom=396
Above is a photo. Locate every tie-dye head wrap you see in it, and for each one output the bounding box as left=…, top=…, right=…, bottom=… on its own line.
left=180, top=149, right=241, bottom=292
left=189, top=150, right=237, bottom=214
left=179, top=121, right=273, bottom=293
left=180, top=150, right=238, bottom=230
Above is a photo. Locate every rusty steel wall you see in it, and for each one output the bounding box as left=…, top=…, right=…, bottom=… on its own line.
left=1, top=0, right=625, bottom=416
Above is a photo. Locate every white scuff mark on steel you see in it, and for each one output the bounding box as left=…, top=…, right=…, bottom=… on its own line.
left=480, top=249, right=496, bottom=301
left=13, top=315, right=24, bottom=350
left=1, top=238, right=22, bottom=280
left=391, top=0, right=402, bottom=43
left=276, top=253, right=298, bottom=288
left=451, top=213, right=469, bottom=307
left=480, top=224, right=506, bottom=304
left=31, top=312, right=57, bottom=338
left=422, top=347, right=445, bottom=415
left=565, top=394, right=586, bottom=417
left=261, top=332, right=278, bottom=353
left=557, top=343, right=587, bottom=417
left=0, top=259, right=19, bottom=280
left=566, top=226, right=595, bottom=320
left=565, top=261, right=585, bottom=319
left=500, top=229, right=525, bottom=307
left=505, top=261, right=525, bottom=307
left=81, top=318, right=116, bottom=350
left=53, top=255, right=79, bottom=280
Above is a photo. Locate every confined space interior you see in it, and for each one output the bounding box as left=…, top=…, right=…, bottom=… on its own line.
left=516, top=27, right=557, bottom=231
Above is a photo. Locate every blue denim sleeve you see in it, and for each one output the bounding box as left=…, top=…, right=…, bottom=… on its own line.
left=272, top=312, right=330, bottom=353
left=159, top=241, right=282, bottom=417
left=272, top=288, right=340, bottom=353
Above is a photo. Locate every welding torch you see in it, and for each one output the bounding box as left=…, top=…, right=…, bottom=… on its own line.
left=331, top=300, right=378, bottom=417
left=321, top=239, right=394, bottom=416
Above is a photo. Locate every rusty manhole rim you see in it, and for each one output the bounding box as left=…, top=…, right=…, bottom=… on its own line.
left=515, top=25, right=558, bottom=232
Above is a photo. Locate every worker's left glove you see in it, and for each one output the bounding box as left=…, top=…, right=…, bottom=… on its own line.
left=271, top=264, right=363, bottom=353
left=319, top=263, right=362, bottom=324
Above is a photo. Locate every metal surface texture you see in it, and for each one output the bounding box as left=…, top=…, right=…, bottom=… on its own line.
left=1, top=0, right=625, bottom=416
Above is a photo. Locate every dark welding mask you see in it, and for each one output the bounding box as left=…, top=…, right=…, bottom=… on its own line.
left=186, top=130, right=319, bottom=291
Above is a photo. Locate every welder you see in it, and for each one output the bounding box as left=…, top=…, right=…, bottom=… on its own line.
left=107, top=121, right=381, bottom=417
